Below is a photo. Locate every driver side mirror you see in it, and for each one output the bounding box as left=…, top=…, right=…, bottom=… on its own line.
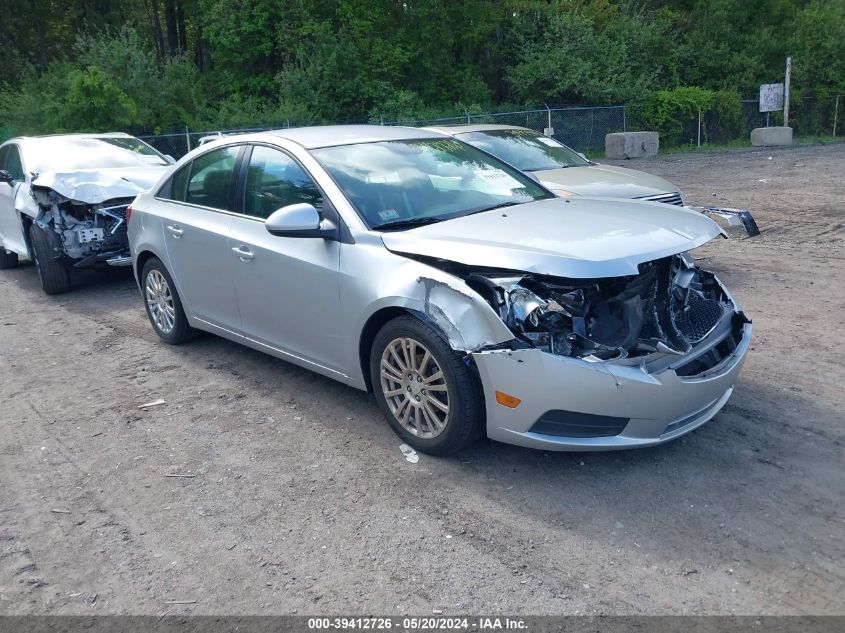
left=265, top=203, right=336, bottom=239
left=0, top=170, right=14, bottom=185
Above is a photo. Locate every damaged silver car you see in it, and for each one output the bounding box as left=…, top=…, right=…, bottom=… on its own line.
left=129, top=126, right=751, bottom=454
left=0, top=133, right=172, bottom=294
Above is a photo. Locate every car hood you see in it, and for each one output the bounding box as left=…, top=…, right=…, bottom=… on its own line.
left=380, top=197, right=722, bottom=278
left=31, top=166, right=169, bottom=204
left=535, top=163, right=679, bottom=199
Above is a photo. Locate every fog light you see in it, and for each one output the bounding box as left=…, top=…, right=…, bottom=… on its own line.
left=495, top=391, right=522, bottom=409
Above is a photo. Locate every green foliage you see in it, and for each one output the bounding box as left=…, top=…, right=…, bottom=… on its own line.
left=633, top=87, right=714, bottom=146
left=0, top=0, right=839, bottom=143
left=59, top=66, right=139, bottom=131
left=506, top=4, right=676, bottom=104
left=631, top=87, right=743, bottom=147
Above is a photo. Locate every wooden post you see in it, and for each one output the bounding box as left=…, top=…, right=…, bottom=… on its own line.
left=833, top=95, right=839, bottom=137
left=783, top=56, right=792, bottom=127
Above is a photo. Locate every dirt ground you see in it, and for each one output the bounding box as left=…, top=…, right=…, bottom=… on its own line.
left=1, top=142, right=843, bottom=616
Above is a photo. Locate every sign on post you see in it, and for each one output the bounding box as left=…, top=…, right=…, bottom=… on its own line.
left=759, top=83, right=785, bottom=112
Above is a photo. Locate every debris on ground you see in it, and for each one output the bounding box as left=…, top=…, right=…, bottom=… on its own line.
left=139, top=398, right=166, bottom=409
left=399, top=443, right=419, bottom=463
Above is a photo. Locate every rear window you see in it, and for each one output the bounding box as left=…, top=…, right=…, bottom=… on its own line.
left=159, top=146, right=241, bottom=211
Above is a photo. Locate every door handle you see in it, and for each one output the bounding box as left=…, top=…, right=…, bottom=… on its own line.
left=231, top=245, right=254, bottom=261
left=166, top=224, right=183, bottom=238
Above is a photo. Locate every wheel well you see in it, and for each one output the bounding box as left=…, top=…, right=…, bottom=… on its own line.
left=19, top=214, right=33, bottom=258
left=359, top=307, right=411, bottom=392
left=135, top=250, right=159, bottom=284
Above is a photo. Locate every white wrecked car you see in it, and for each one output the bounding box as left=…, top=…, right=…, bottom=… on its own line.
left=0, top=133, right=172, bottom=294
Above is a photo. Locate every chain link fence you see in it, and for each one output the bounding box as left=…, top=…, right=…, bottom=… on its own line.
left=138, top=98, right=841, bottom=160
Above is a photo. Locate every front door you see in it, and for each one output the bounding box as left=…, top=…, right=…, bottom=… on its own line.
left=0, top=144, right=29, bottom=255
left=227, top=145, right=343, bottom=371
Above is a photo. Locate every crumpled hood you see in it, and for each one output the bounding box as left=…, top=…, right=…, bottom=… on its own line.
left=381, top=197, right=722, bottom=278
left=31, top=166, right=168, bottom=204
left=535, top=163, right=680, bottom=200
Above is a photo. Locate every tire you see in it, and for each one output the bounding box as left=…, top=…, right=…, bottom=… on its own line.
left=28, top=223, right=71, bottom=295
left=141, top=257, right=195, bottom=344
left=370, top=314, right=485, bottom=455
left=0, top=248, right=18, bottom=269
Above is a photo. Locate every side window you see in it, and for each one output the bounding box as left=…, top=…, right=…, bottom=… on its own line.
left=3, top=145, right=24, bottom=180
left=244, top=146, right=323, bottom=220
left=184, top=146, right=240, bottom=210
left=165, top=164, right=190, bottom=202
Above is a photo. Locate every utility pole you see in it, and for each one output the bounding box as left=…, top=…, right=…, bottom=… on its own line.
left=784, top=56, right=792, bottom=127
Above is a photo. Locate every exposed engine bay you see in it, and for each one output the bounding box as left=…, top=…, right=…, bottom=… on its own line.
left=30, top=186, right=131, bottom=266
left=464, top=254, right=742, bottom=362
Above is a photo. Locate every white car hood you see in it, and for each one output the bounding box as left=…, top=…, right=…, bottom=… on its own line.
left=381, top=197, right=723, bottom=278
left=31, top=166, right=168, bottom=204
left=536, top=163, right=679, bottom=199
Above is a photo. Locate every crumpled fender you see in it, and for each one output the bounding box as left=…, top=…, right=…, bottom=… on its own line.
left=347, top=234, right=515, bottom=355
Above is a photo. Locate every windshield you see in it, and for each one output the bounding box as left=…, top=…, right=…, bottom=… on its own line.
left=312, top=138, right=552, bottom=230
left=457, top=129, right=589, bottom=171
left=27, top=136, right=170, bottom=172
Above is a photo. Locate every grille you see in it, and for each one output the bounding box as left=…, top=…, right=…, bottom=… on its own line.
left=674, top=293, right=725, bottom=342
left=639, top=192, right=684, bottom=206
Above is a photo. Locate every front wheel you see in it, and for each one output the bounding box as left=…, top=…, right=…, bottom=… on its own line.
left=141, top=257, right=195, bottom=344
left=370, top=314, right=485, bottom=455
left=29, top=223, right=70, bottom=294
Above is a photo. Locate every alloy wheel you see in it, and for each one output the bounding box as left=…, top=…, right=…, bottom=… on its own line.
left=145, top=269, right=176, bottom=334
left=379, top=337, right=450, bottom=438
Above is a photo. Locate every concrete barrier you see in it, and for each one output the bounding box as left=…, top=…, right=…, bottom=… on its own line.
left=750, top=126, right=793, bottom=146
left=605, top=131, right=659, bottom=159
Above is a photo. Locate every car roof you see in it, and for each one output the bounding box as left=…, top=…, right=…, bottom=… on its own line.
left=422, top=124, right=533, bottom=136
left=232, top=125, right=447, bottom=149
left=2, top=133, right=138, bottom=152
left=5, top=132, right=133, bottom=143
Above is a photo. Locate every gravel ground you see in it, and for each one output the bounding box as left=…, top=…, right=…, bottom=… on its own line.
left=1, top=142, right=843, bottom=616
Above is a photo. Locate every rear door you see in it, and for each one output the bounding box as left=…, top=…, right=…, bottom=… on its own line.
left=156, top=144, right=243, bottom=330
left=227, top=144, right=344, bottom=370
left=0, top=144, right=29, bottom=255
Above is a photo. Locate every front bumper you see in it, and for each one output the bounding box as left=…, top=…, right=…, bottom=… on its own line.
left=472, top=319, right=751, bottom=451
left=690, top=205, right=760, bottom=237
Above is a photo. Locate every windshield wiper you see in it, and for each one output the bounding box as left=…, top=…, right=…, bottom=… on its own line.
left=371, top=216, right=446, bottom=231
left=463, top=201, right=520, bottom=216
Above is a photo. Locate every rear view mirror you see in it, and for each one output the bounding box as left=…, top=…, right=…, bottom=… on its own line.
left=265, top=203, right=327, bottom=238
left=576, top=152, right=588, bottom=161
left=0, top=170, right=14, bottom=185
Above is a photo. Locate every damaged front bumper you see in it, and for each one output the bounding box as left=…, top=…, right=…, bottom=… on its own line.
left=469, top=267, right=752, bottom=451
left=692, top=205, right=760, bottom=237
left=473, top=319, right=750, bottom=450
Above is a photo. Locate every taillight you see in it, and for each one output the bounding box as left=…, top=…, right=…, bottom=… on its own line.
left=125, top=206, right=133, bottom=223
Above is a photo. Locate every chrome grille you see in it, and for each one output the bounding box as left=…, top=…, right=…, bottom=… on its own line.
left=638, top=192, right=684, bottom=206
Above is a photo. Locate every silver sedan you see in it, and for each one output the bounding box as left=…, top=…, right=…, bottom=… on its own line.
left=128, top=125, right=751, bottom=454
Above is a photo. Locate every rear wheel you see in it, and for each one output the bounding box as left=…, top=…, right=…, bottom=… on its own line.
left=28, top=223, right=70, bottom=295
left=0, top=248, right=18, bottom=269
left=141, top=257, right=195, bottom=344
left=370, top=314, right=485, bottom=455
